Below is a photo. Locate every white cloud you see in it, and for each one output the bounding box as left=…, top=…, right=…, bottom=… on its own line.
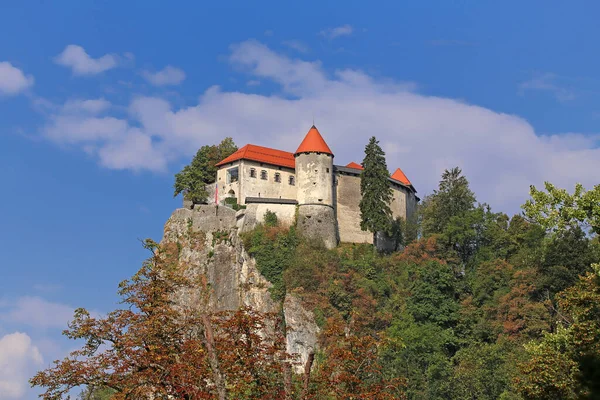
left=32, top=283, right=63, bottom=294
left=0, top=332, right=43, bottom=399
left=142, top=65, right=186, bottom=86
left=62, top=98, right=111, bottom=114
left=54, top=45, right=118, bottom=76
left=0, top=62, right=34, bottom=95
left=320, top=24, right=353, bottom=39
left=39, top=40, right=600, bottom=214
left=282, top=40, right=310, bottom=53
left=0, top=296, right=74, bottom=329
left=519, top=73, right=575, bottom=102
left=40, top=96, right=167, bottom=172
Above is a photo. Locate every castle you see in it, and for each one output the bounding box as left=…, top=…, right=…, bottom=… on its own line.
left=211, top=125, right=419, bottom=249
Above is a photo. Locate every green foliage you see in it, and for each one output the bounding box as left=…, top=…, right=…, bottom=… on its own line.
left=212, top=230, right=230, bottom=246
left=263, top=209, right=279, bottom=227
left=450, top=343, right=515, bottom=400
left=44, top=166, right=600, bottom=399
left=405, top=260, right=459, bottom=328
left=359, top=136, right=393, bottom=242
left=522, top=182, right=600, bottom=234
left=421, top=167, right=476, bottom=237
left=173, top=137, right=237, bottom=205
left=78, top=386, right=116, bottom=400
left=539, top=226, right=598, bottom=296
left=242, top=225, right=299, bottom=300
left=224, top=196, right=237, bottom=206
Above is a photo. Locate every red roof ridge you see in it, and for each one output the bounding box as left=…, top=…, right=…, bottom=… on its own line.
left=215, top=144, right=295, bottom=169
left=345, top=161, right=363, bottom=170
left=295, top=125, right=333, bottom=156
left=390, top=167, right=412, bottom=186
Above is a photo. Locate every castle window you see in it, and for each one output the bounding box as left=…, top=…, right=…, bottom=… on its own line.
left=226, top=167, right=239, bottom=183
left=289, top=175, right=295, bottom=186
left=260, top=170, right=268, bottom=180
left=274, top=172, right=281, bottom=183
left=326, top=168, right=329, bottom=173
left=250, top=168, right=256, bottom=178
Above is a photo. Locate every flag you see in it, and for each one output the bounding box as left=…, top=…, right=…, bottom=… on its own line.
left=215, top=183, right=219, bottom=204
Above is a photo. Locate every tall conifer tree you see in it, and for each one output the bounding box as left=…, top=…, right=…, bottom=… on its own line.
left=359, top=136, right=393, bottom=245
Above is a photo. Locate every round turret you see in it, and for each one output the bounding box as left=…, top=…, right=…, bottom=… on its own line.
left=294, top=125, right=334, bottom=206
left=294, top=125, right=338, bottom=249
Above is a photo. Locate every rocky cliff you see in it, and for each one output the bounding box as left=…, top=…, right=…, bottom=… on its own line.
left=160, top=205, right=319, bottom=372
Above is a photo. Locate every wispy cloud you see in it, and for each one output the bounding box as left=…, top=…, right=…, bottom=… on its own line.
left=282, top=40, right=310, bottom=53
left=54, top=45, right=119, bottom=76
left=142, top=65, right=186, bottom=86
left=319, top=24, right=353, bottom=39
left=32, top=283, right=63, bottom=294
left=0, top=62, right=34, bottom=95
left=0, top=296, right=75, bottom=329
left=519, top=73, right=576, bottom=102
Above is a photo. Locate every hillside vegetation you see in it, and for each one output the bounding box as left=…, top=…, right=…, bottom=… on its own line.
left=31, top=168, right=600, bottom=399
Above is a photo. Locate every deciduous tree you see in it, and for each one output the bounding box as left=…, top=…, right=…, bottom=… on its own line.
left=174, top=138, right=238, bottom=205
left=30, top=239, right=290, bottom=400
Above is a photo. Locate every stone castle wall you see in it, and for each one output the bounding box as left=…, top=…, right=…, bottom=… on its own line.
left=296, top=204, right=338, bottom=249
left=216, top=160, right=297, bottom=204
left=334, top=172, right=418, bottom=245
left=335, top=173, right=372, bottom=244
left=238, top=203, right=297, bottom=233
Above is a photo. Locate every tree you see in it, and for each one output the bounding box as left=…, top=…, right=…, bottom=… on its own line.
left=515, top=265, right=600, bottom=399
left=359, top=137, right=393, bottom=247
left=311, top=318, right=406, bottom=399
left=174, top=138, right=238, bottom=205
left=421, top=167, right=476, bottom=237
left=522, top=182, right=600, bottom=235
left=78, top=386, right=116, bottom=400
left=515, top=182, right=600, bottom=399
left=30, top=239, right=291, bottom=400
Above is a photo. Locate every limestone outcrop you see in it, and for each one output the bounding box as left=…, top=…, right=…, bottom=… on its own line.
left=161, top=205, right=319, bottom=371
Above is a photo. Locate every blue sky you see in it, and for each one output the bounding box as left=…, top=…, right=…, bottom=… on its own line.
left=1, top=1, right=600, bottom=397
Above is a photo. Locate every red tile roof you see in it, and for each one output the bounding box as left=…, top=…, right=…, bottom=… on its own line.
left=345, top=161, right=363, bottom=170
left=295, top=125, right=334, bottom=156
left=215, top=144, right=295, bottom=169
left=390, top=168, right=412, bottom=186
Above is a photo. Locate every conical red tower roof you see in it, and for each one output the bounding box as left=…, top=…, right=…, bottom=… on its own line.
left=295, top=125, right=333, bottom=156
left=391, top=168, right=412, bottom=185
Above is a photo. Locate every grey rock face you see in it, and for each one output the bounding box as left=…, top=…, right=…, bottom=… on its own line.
left=161, top=206, right=319, bottom=368
left=284, top=294, right=320, bottom=374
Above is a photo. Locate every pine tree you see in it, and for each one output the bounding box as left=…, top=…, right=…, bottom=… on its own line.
left=359, top=136, right=393, bottom=246
left=421, top=167, right=476, bottom=236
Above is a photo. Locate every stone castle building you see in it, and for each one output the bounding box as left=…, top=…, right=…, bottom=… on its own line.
left=212, top=125, right=419, bottom=248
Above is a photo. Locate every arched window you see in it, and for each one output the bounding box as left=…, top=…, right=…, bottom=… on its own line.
left=250, top=168, right=256, bottom=178
left=261, top=170, right=268, bottom=180
left=288, top=175, right=295, bottom=186
left=274, top=172, right=281, bottom=183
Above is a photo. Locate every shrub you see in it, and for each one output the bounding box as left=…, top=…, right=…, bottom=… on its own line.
left=263, top=209, right=278, bottom=227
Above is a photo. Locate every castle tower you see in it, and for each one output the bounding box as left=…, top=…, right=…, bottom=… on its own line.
left=294, top=125, right=338, bottom=249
